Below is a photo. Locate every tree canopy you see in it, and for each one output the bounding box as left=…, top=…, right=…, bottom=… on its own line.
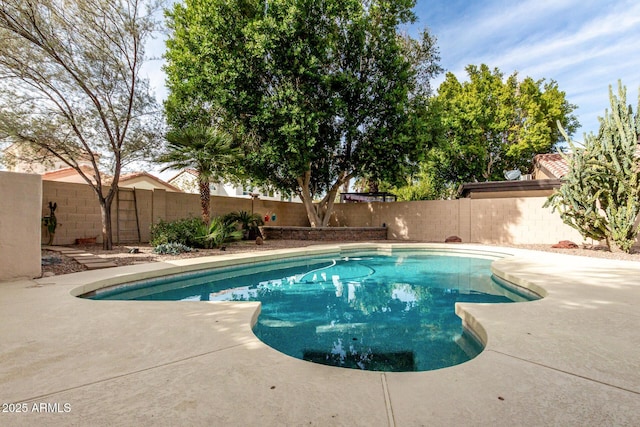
left=0, top=0, right=161, bottom=249
left=164, top=0, right=442, bottom=226
left=427, top=64, right=579, bottom=186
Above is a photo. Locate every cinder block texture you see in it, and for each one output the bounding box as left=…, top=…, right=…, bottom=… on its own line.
left=331, top=197, right=592, bottom=244
left=39, top=181, right=629, bottom=246
left=41, top=181, right=310, bottom=244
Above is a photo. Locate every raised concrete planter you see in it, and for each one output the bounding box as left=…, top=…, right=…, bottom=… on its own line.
left=261, top=226, right=387, bottom=241
left=75, top=237, right=97, bottom=245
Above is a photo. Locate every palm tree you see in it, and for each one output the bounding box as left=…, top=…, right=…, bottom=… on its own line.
left=157, top=125, right=240, bottom=224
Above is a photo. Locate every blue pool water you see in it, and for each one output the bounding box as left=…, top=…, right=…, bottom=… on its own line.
left=88, top=251, right=537, bottom=372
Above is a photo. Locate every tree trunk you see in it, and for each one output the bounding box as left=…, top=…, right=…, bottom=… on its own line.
left=297, top=169, right=321, bottom=227
left=100, top=201, right=113, bottom=250
left=300, top=193, right=321, bottom=227
left=319, top=179, right=345, bottom=227
left=297, top=169, right=351, bottom=228
left=199, top=179, right=210, bottom=224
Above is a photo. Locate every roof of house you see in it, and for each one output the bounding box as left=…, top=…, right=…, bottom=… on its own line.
left=167, top=168, right=199, bottom=183
left=42, top=168, right=180, bottom=191
left=41, top=165, right=101, bottom=183
left=534, top=153, right=570, bottom=179
left=109, top=171, right=182, bottom=192
left=459, top=179, right=563, bottom=198
left=534, top=145, right=640, bottom=179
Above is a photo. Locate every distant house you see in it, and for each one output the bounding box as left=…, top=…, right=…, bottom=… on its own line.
left=460, top=146, right=640, bottom=198
left=532, top=146, right=640, bottom=180
left=458, top=179, right=563, bottom=199
left=166, top=169, right=200, bottom=194
left=112, top=172, right=181, bottom=192
left=168, top=169, right=300, bottom=202
left=3, top=143, right=98, bottom=175
left=532, top=153, right=569, bottom=179
left=3, top=144, right=180, bottom=192
left=40, top=168, right=181, bottom=192
left=459, top=153, right=566, bottom=199
left=41, top=165, right=100, bottom=184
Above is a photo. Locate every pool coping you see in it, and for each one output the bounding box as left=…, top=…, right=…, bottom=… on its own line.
left=1, top=243, right=639, bottom=426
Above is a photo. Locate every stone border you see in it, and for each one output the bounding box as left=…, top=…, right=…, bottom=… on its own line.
left=260, top=226, right=387, bottom=241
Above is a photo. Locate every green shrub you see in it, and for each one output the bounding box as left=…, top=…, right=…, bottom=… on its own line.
left=198, top=217, right=243, bottom=248
left=153, top=242, right=194, bottom=255
left=223, top=210, right=264, bottom=240
left=150, top=215, right=243, bottom=249
left=150, top=217, right=205, bottom=247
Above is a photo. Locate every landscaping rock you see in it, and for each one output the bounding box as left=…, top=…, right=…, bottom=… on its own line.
left=41, top=255, right=61, bottom=266
left=551, top=240, right=579, bottom=249
left=255, top=236, right=264, bottom=245
left=445, top=235, right=462, bottom=243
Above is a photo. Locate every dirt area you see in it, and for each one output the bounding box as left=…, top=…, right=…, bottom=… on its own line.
left=40, top=240, right=640, bottom=277
left=40, top=240, right=364, bottom=277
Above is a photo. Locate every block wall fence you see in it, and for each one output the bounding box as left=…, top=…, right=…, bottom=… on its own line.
left=330, top=197, right=591, bottom=245
left=4, top=173, right=638, bottom=280
left=40, top=181, right=311, bottom=245
left=37, top=180, right=599, bottom=246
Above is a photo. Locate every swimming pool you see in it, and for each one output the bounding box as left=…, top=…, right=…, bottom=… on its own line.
left=86, top=249, right=539, bottom=372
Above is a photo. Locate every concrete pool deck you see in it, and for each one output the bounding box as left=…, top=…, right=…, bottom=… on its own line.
left=1, top=243, right=639, bottom=426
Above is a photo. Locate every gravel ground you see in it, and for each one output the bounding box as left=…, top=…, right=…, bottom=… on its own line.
left=40, top=240, right=369, bottom=277
left=40, top=240, right=640, bottom=278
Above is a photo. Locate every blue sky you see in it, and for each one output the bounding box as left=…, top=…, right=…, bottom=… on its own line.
left=143, top=0, right=640, bottom=141
left=407, top=0, right=640, bottom=139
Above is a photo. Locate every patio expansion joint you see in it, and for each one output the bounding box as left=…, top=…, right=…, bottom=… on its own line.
left=9, top=342, right=251, bottom=405
left=380, top=373, right=396, bottom=427
left=487, top=349, right=640, bottom=396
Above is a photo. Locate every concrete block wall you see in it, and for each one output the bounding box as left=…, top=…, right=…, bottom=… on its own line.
left=256, top=199, right=315, bottom=227
left=332, top=199, right=465, bottom=242
left=330, top=203, right=375, bottom=228
left=41, top=181, right=105, bottom=245
left=0, top=172, right=42, bottom=280
left=331, top=196, right=588, bottom=244
left=135, top=188, right=153, bottom=243
left=209, top=195, right=252, bottom=219
left=41, top=181, right=311, bottom=244
left=378, top=200, right=464, bottom=241
left=38, top=180, right=629, bottom=246
left=164, top=191, right=201, bottom=222
left=468, top=197, right=585, bottom=244
left=151, top=189, right=166, bottom=224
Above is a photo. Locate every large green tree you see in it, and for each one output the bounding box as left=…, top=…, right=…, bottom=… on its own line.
left=0, top=0, right=161, bottom=249
left=164, top=0, right=441, bottom=226
left=428, top=64, right=579, bottom=186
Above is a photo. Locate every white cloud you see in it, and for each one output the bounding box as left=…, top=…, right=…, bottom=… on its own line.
left=427, top=0, right=640, bottom=134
